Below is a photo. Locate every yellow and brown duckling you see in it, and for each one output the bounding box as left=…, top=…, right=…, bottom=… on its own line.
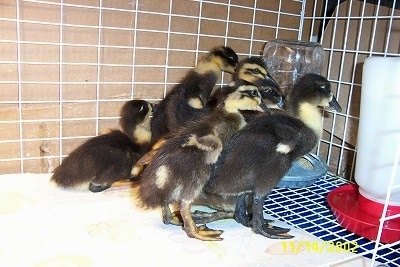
left=150, top=46, right=238, bottom=144
left=207, top=56, right=285, bottom=122
left=51, top=100, right=153, bottom=192
left=138, top=80, right=268, bottom=241
left=233, top=56, right=285, bottom=109
left=203, top=74, right=342, bottom=239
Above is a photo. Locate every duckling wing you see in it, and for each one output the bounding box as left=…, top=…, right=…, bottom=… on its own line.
left=182, top=134, right=222, bottom=151
left=205, top=129, right=281, bottom=196
left=151, top=72, right=217, bottom=143
left=181, top=133, right=223, bottom=165
left=167, top=73, right=216, bottom=130
left=150, top=100, right=170, bottom=144
left=205, top=114, right=317, bottom=196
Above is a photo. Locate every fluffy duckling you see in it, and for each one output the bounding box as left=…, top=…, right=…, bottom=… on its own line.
left=203, top=74, right=342, bottom=239
left=207, top=57, right=284, bottom=122
left=150, top=46, right=238, bottom=144
left=233, top=56, right=285, bottom=109
left=51, top=100, right=153, bottom=192
left=138, top=80, right=268, bottom=241
left=186, top=57, right=284, bottom=220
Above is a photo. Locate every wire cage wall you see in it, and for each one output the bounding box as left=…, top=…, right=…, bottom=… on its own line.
left=0, top=0, right=399, bottom=266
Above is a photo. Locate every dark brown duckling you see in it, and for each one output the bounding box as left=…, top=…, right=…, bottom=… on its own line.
left=203, top=74, right=342, bottom=239
left=184, top=58, right=285, bottom=223
left=51, top=100, right=153, bottom=192
left=138, top=80, right=268, bottom=241
left=150, top=46, right=238, bottom=144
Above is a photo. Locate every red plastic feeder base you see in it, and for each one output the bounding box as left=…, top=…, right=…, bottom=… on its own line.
left=327, top=184, right=400, bottom=244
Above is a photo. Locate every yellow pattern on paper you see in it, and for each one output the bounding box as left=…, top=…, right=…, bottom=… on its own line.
left=33, top=255, right=92, bottom=267
left=0, top=192, right=34, bottom=214
left=87, top=220, right=137, bottom=242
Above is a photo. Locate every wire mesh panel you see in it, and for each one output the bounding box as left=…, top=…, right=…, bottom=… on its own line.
left=0, top=0, right=307, bottom=174
left=0, top=0, right=400, bottom=266
left=311, top=0, right=400, bottom=180
left=266, top=174, right=400, bottom=266
left=287, top=1, right=400, bottom=265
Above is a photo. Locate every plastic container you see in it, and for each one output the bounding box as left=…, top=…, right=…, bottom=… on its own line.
left=263, top=39, right=327, bottom=188
left=328, top=57, right=400, bottom=244
left=355, top=57, right=400, bottom=206
left=277, top=153, right=328, bottom=188
left=263, top=39, right=324, bottom=95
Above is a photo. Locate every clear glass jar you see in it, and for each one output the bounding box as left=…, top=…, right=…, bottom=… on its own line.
left=263, top=39, right=325, bottom=95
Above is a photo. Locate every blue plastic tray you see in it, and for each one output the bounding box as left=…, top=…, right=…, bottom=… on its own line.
left=276, top=153, right=328, bottom=188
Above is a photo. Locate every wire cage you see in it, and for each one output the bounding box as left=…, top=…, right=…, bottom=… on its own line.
left=0, top=0, right=399, bottom=265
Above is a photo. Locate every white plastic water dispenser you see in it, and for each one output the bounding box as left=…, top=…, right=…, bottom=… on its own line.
left=355, top=56, right=400, bottom=207
left=327, top=57, right=400, bottom=244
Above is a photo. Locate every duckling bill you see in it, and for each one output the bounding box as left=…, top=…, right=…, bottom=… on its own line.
left=138, top=80, right=268, bottom=241
left=51, top=100, right=153, bottom=192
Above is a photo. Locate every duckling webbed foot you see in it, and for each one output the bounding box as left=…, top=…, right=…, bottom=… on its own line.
left=181, top=200, right=223, bottom=241
left=251, top=210, right=293, bottom=239
left=197, top=225, right=224, bottom=239
left=191, top=210, right=234, bottom=224
left=164, top=209, right=235, bottom=225
left=184, top=223, right=224, bottom=241
left=89, top=182, right=111, bottom=193
left=251, top=194, right=293, bottom=239
left=253, top=222, right=294, bottom=239
left=165, top=209, right=225, bottom=240
left=161, top=204, right=182, bottom=226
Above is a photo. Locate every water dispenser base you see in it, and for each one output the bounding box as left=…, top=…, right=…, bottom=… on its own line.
left=327, top=184, right=400, bottom=244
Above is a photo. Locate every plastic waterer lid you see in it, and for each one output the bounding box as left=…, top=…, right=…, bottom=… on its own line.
left=276, top=153, right=328, bottom=188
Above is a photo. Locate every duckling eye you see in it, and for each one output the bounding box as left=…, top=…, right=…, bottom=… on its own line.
left=320, top=84, right=331, bottom=93
left=229, top=56, right=238, bottom=64
left=316, top=80, right=330, bottom=92
left=246, top=90, right=259, bottom=97
left=252, top=68, right=261, bottom=74
left=139, top=104, right=147, bottom=113
left=263, top=88, right=277, bottom=97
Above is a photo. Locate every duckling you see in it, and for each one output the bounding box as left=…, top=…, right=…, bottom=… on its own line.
left=233, top=56, right=284, bottom=109
left=183, top=57, right=284, bottom=223
left=138, top=80, right=268, bottom=241
left=135, top=57, right=283, bottom=215
left=150, top=46, right=238, bottom=144
left=203, top=73, right=342, bottom=239
left=208, top=57, right=285, bottom=122
left=51, top=100, right=153, bottom=192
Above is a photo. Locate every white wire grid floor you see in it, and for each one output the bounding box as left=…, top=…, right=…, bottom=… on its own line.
left=264, top=174, right=400, bottom=266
